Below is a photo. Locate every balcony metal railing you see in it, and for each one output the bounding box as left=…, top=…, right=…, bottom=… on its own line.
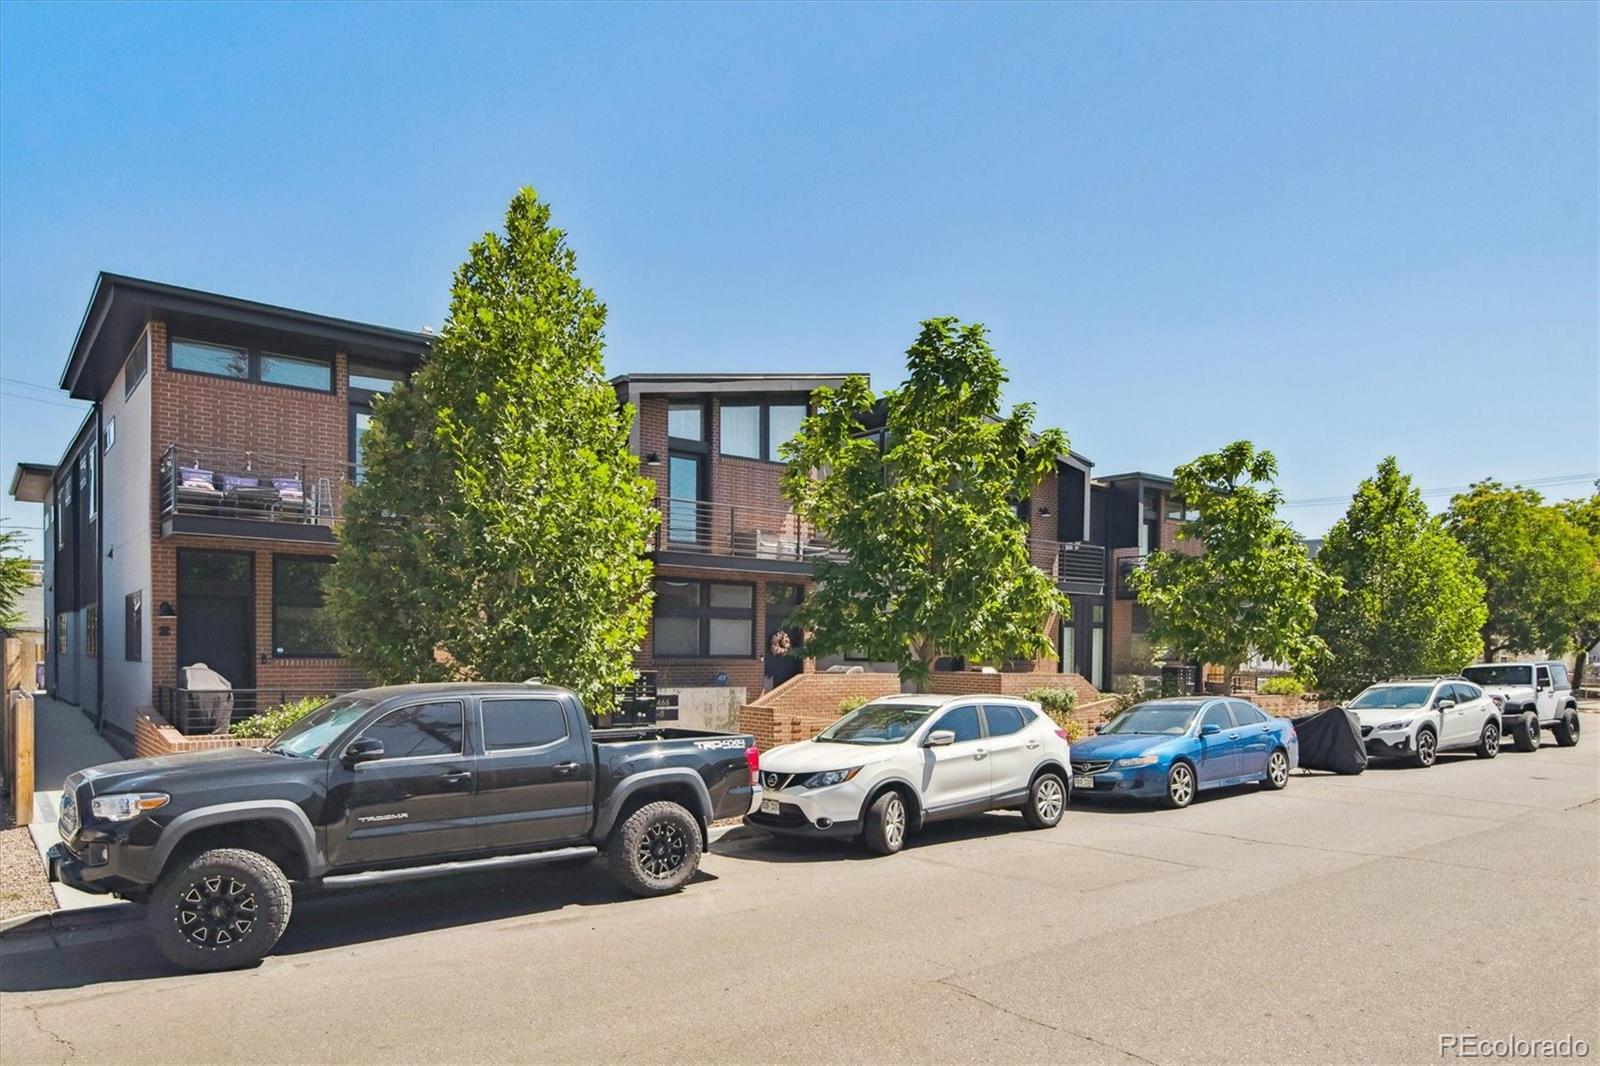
left=160, top=443, right=346, bottom=529
left=155, top=685, right=326, bottom=737
left=653, top=497, right=845, bottom=564
left=1030, top=538, right=1108, bottom=595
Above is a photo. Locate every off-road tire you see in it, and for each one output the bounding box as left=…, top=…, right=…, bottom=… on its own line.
left=1022, top=772, right=1067, bottom=829
left=1163, top=761, right=1196, bottom=809
left=1475, top=719, right=1500, bottom=759
left=863, top=789, right=909, bottom=855
left=1412, top=726, right=1438, bottom=768
left=607, top=801, right=703, bottom=898
left=1512, top=711, right=1541, bottom=752
left=1551, top=710, right=1581, bottom=748
left=148, top=848, right=291, bottom=972
left=1261, top=748, right=1290, bottom=790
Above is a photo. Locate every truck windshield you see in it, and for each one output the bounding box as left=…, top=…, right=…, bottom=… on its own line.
left=265, top=697, right=374, bottom=759
left=815, top=703, right=933, bottom=745
left=1461, top=665, right=1532, bottom=687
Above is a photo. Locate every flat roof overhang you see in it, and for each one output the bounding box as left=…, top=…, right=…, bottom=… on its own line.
left=60, top=273, right=434, bottom=401
left=8, top=463, right=54, bottom=502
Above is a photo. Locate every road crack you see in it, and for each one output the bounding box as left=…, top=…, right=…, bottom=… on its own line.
left=25, top=1005, right=78, bottom=1064
left=936, top=977, right=1161, bottom=1064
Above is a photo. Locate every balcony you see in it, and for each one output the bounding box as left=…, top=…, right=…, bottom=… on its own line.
left=159, top=443, right=346, bottom=543
left=652, top=497, right=844, bottom=571
left=1031, top=538, right=1107, bottom=596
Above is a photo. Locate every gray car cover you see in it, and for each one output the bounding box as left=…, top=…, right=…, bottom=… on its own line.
left=1290, top=706, right=1367, bottom=775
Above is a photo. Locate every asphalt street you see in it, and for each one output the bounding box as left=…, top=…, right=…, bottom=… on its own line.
left=1, top=740, right=1596, bottom=1065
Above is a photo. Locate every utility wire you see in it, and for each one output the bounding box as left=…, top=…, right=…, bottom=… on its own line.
left=1280, top=472, right=1598, bottom=508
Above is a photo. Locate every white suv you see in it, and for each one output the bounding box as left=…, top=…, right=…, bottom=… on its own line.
left=1461, top=661, right=1581, bottom=751
left=1346, top=677, right=1501, bottom=766
left=745, top=694, right=1072, bottom=855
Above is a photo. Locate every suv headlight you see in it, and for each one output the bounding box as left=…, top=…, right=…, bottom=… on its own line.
left=1113, top=755, right=1160, bottom=768
left=1377, top=721, right=1411, bottom=733
left=802, top=768, right=862, bottom=789
left=90, top=793, right=169, bottom=821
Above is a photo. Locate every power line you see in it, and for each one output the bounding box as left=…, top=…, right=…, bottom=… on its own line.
left=1280, top=472, right=1598, bottom=508
left=0, top=388, right=87, bottom=412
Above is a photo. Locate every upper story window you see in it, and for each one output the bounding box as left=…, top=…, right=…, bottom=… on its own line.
left=170, top=337, right=333, bottom=393
left=719, top=400, right=807, bottom=461
left=124, top=329, right=149, bottom=398
left=667, top=403, right=704, bottom=441
left=349, top=363, right=404, bottom=395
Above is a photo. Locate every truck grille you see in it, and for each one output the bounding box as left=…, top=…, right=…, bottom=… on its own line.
left=58, top=790, right=79, bottom=839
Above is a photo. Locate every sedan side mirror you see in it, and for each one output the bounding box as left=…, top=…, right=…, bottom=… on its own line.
left=1200, top=723, right=1221, bottom=736
left=1436, top=699, right=1456, bottom=711
left=1094, top=724, right=1107, bottom=734
left=343, top=737, right=385, bottom=766
left=925, top=729, right=956, bottom=747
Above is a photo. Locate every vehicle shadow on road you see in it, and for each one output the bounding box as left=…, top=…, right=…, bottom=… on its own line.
left=0, top=860, right=714, bottom=993
left=713, top=811, right=1036, bottom=863
left=1065, top=781, right=1273, bottom=813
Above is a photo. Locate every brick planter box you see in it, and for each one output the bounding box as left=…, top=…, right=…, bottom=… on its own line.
left=133, top=711, right=267, bottom=759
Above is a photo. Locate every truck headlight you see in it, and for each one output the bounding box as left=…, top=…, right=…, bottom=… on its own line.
left=802, top=768, right=862, bottom=789
left=1113, top=755, right=1160, bottom=768
left=90, top=793, right=169, bottom=821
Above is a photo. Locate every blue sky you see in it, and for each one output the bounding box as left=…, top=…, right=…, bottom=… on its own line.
left=2, top=2, right=1595, bottom=556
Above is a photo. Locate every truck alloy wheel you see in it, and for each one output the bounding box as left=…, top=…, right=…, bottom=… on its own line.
left=148, top=848, right=292, bottom=972
left=608, top=801, right=703, bottom=897
left=1552, top=711, right=1580, bottom=747
left=1513, top=712, right=1541, bottom=752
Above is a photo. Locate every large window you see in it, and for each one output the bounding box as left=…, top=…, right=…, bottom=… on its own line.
left=272, top=555, right=337, bottom=657
left=667, top=403, right=705, bottom=441
left=654, top=579, right=755, bottom=657
left=125, top=591, right=142, bottom=662
left=171, top=336, right=333, bottom=392
left=85, top=603, right=98, bottom=657
left=481, top=698, right=568, bottom=751
left=357, top=701, right=464, bottom=759
left=124, top=329, right=149, bottom=398
left=719, top=400, right=807, bottom=461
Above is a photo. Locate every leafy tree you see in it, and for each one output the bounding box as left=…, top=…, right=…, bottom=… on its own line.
left=325, top=188, right=658, bottom=711
left=0, top=530, right=31, bottom=632
left=1127, top=441, right=1331, bottom=687
left=1554, top=487, right=1600, bottom=689
left=1311, top=457, right=1486, bottom=698
left=780, top=317, right=1069, bottom=690
left=1445, top=482, right=1593, bottom=660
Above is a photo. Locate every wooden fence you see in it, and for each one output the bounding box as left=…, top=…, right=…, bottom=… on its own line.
left=2, top=690, right=34, bottom=826
left=4, top=636, right=42, bottom=694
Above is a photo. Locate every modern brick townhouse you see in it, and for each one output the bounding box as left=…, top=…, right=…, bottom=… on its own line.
left=11, top=274, right=1187, bottom=752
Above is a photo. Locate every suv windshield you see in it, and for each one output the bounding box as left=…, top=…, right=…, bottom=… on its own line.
left=265, top=697, right=374, bottom=759
left=1102, top=703, right=1202, bottom=735
left=1461, top=665, right=1532, bottom=687
left=816, top=703, right=934, bottom=745
left=1349, top=684, right=1434, bottom=710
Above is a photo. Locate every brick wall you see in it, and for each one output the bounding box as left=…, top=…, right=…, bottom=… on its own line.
left=134, top=711, right=267, bottom=759
left=634, top=562, right=811, bottom=693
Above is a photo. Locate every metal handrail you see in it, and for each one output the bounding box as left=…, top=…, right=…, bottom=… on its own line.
left=155, top=685, right=324, bottom=737
left=160, top=442, right=345, bottom=527
left=653, top=497, right=843, bottom=563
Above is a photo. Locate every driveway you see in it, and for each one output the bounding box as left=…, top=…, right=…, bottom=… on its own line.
left=2, top=742, right=1595, bottom=1065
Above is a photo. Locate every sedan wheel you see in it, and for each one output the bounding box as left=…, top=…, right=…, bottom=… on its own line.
left=1164, top=762, right=1195, bottom=809
left=1262, top=749, right=1289, bottom=790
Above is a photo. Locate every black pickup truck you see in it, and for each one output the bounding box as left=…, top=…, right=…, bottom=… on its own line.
left=49, top=682, right=760, bottom=971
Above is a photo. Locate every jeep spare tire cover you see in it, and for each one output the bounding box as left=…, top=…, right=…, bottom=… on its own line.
left=1290, top=707, right=1367, bottom=775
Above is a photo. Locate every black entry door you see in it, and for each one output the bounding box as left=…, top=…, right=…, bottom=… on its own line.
left=764, top=584, right=804, bottom=688
left=177, top=550, right=254, bottom=689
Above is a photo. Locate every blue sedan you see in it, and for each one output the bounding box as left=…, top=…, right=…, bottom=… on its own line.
left=1070, top=697, right=1298, bottom=809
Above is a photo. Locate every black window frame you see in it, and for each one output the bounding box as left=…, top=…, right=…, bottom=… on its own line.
left=929, top=704, right=984, bottom=743
left=124, top=327, right=149, bottom=399
left=1200, top=703, right=1233, bottom=731
left=652, top=578, right=756, bottom=659
left=717, top=397, right=809, bottom=463
left=169, top=334, right=335, bottom=394
left=124, top=591, right=142, bottom=662
left=981, top=703, right=1028, bottom=737
left=667, top=401, right=707, bottom=444
left=479, top=697, right=571, bottom=753
left=271, top=554, right=338, bottom=659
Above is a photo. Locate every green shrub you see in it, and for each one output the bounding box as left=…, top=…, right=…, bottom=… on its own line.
left=838, top=695, right=870, bottom=715
left=1024, top=686, right=1077, bottom=728
left=1258, top=675, right=1306, bottom=696
left=229, top=695, right=330, bottom=739
left=1111, top=677, right=1147, bottom=715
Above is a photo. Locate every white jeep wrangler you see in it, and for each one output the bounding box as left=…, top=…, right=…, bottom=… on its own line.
left=1460, top=661, right=1581, bottom=752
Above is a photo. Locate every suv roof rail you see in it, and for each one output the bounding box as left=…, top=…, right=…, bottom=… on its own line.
left=1387, top=675, right=1465, bottom=682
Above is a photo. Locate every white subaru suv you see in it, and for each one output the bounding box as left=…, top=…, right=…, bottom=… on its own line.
left=1346, top=677, right=1501, bottom=766
left=1460, top=661, right=1581, bottom=751
left=745, top=694, right=1072, bottom=855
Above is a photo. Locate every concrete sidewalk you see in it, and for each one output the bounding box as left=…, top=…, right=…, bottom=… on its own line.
left=24, top=696, right=122, bottom=911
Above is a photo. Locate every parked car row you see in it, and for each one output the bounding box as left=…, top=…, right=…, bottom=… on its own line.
left=44, top=662, right=1580, bottom=975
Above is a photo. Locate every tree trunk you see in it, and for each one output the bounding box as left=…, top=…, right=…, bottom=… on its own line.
left=1575, top=649, right=1589, bottom=693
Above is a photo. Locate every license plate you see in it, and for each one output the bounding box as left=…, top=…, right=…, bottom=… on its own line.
left=760, top=798, right=780, bottom=815
left=1071, top=775, right=1094, bottom=790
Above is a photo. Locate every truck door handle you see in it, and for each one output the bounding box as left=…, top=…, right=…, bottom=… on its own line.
left=553, top=761, right=580, bottom=776
left=439, top=770, right=473, bottom=786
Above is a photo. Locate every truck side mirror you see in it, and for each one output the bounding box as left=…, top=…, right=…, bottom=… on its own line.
left=343, top=737, right=384, bottom=766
